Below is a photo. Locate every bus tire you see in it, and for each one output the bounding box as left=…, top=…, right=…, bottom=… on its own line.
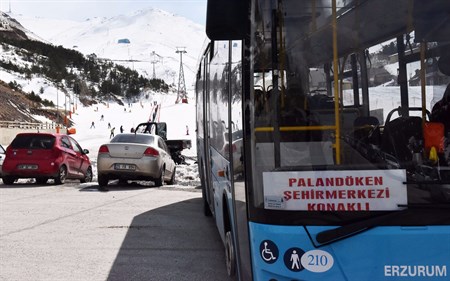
left=203, top=195, right=212, bottom=217
left=225, top=230, right=236, bottom=277
left=202, top=185, right=212, bottom=217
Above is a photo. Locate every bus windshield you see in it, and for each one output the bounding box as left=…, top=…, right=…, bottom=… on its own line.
left=250, top=0, right=450, bottom=220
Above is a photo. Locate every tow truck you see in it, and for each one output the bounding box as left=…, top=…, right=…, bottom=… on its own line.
left=134, top=122, right=191, bottom=164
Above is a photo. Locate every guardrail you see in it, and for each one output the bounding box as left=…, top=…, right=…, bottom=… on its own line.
left=0, top=121, right=58, bottom=130
left=0, top=121, right=59, bottom=145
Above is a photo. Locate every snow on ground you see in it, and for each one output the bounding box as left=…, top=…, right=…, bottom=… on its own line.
left=73, top=92, right=199, bottom=187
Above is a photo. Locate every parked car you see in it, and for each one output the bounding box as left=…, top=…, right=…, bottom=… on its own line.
left=1, top=133, right=93, bottom=185
left=0, top=144, right=6, bottom=177
left=97, top=133, right=176, bottom=187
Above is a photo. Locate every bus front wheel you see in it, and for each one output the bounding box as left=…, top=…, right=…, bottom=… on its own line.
left=225, top=230, right=236, bottom=276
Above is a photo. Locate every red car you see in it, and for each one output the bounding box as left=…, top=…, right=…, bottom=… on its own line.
left=1, top=133, right=93, bottom=185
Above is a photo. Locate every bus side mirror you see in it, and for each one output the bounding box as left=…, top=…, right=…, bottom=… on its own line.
left=206, top=0, right=249, bottom=40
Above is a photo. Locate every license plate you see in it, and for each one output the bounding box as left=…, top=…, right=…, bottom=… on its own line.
left=18, top=164, right=38, bottom=170
left=114, top=164, right=136, bottom=170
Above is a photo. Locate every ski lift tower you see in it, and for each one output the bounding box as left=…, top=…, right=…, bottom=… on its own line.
left=151, top=51, right=157, bottom=79
left=151, top=51, right=163, bottom=79
left=175, top=47, right=188, bottom=103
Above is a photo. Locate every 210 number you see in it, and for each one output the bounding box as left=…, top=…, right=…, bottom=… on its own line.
left=301, top=250, right=334, bottom=272
left=308, top=254, right=329, bottom=266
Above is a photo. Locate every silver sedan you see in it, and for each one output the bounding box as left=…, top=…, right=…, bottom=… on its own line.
left=97, top=133, right=176, bottom=187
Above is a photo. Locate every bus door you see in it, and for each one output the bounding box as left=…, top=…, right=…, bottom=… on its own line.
left=228, top=40, right=253, bottom=280
left=197, top=51, right=215, bottom=217
left=208, top=40, right=233, bottom=241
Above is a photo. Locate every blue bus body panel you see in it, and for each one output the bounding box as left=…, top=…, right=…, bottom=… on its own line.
left=250, top=222, right=450, bottom=280
left=209, top=147, right=234, bottom=243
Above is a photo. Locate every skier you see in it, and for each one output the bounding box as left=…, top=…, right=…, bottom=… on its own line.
left=110, top=127, right=115, bottom=139
left=120, top=125, right=124, bottom=133
left=90, top=121, right=95, bottom=129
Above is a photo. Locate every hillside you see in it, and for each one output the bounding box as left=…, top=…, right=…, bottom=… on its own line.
left=0, top=11, right=178, bottom=124
left=0, top=80, right=42, bottom=122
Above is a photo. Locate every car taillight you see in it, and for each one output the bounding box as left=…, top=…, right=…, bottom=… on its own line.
left=144, top=147, right=159, bottom=157
left=98, top=145, right=109, bottom=154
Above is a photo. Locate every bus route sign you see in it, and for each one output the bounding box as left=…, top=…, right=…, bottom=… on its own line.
left=263, top=169, right=407, bottom=211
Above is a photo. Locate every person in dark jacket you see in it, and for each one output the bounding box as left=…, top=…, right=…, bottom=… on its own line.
left=431, top=53, right=450, bottom=134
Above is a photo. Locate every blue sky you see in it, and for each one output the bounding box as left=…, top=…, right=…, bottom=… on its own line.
left=3, top=0, right=207, bottom=25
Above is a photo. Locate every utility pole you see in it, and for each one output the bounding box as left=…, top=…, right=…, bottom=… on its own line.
left=175, top=47, right=187, bottom=103
left=151, top=51, right=158, bottom=79
left=56, top=86, right=59, bottom=125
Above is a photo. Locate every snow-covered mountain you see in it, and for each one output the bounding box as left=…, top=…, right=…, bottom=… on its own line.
left=10, top=8, right=207, bottom=90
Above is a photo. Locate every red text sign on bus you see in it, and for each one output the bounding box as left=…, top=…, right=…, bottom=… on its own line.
left=263, top=170, right=407, bottom=211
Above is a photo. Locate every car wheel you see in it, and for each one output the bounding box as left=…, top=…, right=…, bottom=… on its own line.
left=54, top=165, right=67, bottom=185
left=80, top=167, right=93, bottom=183
left=154, top=168, right=164, bottom=187
left=167, top=167, right=176, bottom=185
left=35, top=177, right=49, bottom=184
left=225, top=230, right=236, bottom=277
left=2, top=176, right=16, bottom=185
left=118, top=178, right=128, bottom=185
left=98, top=175, right=109, bottom=187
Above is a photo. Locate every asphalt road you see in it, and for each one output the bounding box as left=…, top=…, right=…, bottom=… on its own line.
left=0, top=181, right=232, bottom=281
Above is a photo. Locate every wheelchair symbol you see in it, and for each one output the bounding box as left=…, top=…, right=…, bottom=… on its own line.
left=260, top=240, right=278, bottom=264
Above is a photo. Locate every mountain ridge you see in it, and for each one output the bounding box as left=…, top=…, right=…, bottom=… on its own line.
left=11, top=8, right=206, bottom=88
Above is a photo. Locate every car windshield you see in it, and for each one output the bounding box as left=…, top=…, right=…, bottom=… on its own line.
left=110, top=134, right=154, bottom=144
left=10, top=135, right=55, bottom=149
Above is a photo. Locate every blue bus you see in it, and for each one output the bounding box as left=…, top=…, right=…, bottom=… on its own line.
left=195, top=0, right=450, bottom=280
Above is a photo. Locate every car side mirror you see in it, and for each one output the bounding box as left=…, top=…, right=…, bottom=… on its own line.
left=83, top=149, right=89, bottom=155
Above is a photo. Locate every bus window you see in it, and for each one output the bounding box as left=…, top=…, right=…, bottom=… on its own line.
left=209, top=41, right=230, bottom=157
